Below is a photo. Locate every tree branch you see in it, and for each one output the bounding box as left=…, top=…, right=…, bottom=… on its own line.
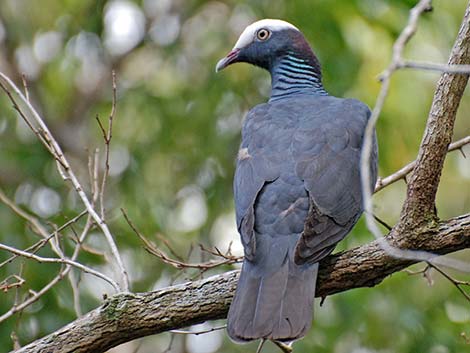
left=374, top=135, right=470, bottom=193
left=0, top=73, right=129, bottom=291
left=14, top=214, right=470, bottom=353
left=398, top=2, right=470, bottom=230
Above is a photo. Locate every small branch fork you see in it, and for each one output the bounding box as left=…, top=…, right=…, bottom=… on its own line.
left=428, top=263, right=470, bottom=302
left=95, top=70, right=117, bottom=220
left=121, top=209, right=241, bottom=273
left=375, top=135, right=470, bottom=193
left=361, top=0, right=433, bottom=255
left=397, top=1, right=470, bottom=229
left=406, top=263, right=470, bottom=302
left=360, top=0, right=470, bottom=272
left=0, top=71, right=128, bottom=291
left=0, top=73, right=129, bottom=325
left=0, top=243, right=119, bottom=291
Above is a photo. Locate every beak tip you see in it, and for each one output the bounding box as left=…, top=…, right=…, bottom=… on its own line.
left=215, top=49, right=239, bottom=73
left=215, top=59, right=226, bottom=73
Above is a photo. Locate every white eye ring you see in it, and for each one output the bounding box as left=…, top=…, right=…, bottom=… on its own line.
left=256, top=28, right=271, bottom=41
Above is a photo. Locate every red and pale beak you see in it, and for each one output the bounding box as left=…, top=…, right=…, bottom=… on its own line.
left=215, top=49, right=240, bottom=72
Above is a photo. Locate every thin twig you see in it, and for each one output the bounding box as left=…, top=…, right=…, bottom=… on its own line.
left=373, top=214, right=393, bottom=231
left=161, top=333, right=175, bottom=353
left=97, top=70, right=117, bottom=220
left=21, top=74, right=29, bottom=102
left=427, top=263, right=470, bottom=302
left=0, top=79, right=58, bottom=163
left=88, top=148, right=100, bottom=206
left=170, top=324, right=226, bottom=335
left=0, top=275, right=25, bottom=292
left=0, top=189, right=87, bottom=268
left=0, top=243, right=120, bottom=291
left=0, top=212, right=102, bottom=324
left=68, top=270, right=83, bottom=317
left=400, top=60, right=470, bottom=73
left=256, top=339, right=267, bottom=353
left=375, top=135, right=470, bottom=192
left=155, top=233, right=185, bottom=262
left=121, top=209, right=239, bottom=271
left=199, top=244, right=241, bottom=262
left=0, top=71, right=129, bottom=291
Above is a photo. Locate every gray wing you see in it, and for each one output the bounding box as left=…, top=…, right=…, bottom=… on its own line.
left=293, top=98, right=378, bottom=264
left=233, top=104, right=284, bottom=260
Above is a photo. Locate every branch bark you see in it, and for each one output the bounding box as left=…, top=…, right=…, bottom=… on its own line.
left=397, top=2, right=470, bottom=231
left=14, top=214, right=470, bottom=353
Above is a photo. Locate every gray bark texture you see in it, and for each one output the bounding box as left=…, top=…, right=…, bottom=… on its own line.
left=13, top=2, right=470, bottom=352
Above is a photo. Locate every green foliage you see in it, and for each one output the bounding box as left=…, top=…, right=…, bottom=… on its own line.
left=0, top=0, right=469, bottom=352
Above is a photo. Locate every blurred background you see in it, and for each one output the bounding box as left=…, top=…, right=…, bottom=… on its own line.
left=0, top=0, right=469, bottom=352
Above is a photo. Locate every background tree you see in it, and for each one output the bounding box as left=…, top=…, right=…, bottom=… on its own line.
left=0, top=1, right=469, bottom=353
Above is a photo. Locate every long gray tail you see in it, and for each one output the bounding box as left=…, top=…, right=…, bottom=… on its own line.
left=227, top=257, right=318, bottom=342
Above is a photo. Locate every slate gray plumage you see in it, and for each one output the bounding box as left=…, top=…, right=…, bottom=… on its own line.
left=216, top=19, right=378, bottom=343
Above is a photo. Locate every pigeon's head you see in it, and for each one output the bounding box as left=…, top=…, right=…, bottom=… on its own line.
left=216, top=19, right=320, bottom=74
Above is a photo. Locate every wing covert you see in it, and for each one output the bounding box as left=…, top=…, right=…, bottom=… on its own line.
left=233, top=104, right=284, bottom=259
left=293, top=98, right=378, bottom=263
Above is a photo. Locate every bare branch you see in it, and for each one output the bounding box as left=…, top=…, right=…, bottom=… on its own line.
left=427, top=263, right=470, bottom=302
left=0, top=205, right=87, bottom=268
left=361, top=0, right=433, bottom=254
left=0, top=185, right=116, bottom=322
left=0, top=72, right=129, bottom=291
left=121, top=209, right=241, bottom=272
left=0, top=243, right=120, bottom=291
left=398, top=3, right=470, bottom=229
left=256, top=340, right=267, bottom=353
left=0, top=275, right=25, bottom=293
left=170, top=325, right=226, bottom=335
left=97, top=70, right=117, bottom=220
left=13, top=214, right=470, bottom=353
left=375, top=135, right=470, bottom=192
left=358, top=0, right=470, bottom=272
left=0, top=185, right=71, bottom=258
left=68, top=270, right=83, bottom=317
left=0, top=212, right=97, bottom=324
left=399, top=60, right=470, bottom=73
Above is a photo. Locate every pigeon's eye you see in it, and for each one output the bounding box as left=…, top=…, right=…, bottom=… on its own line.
left=256, top=28, right=271, bottom=41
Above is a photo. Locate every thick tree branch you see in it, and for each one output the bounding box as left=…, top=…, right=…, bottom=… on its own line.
left=398, top=2, right=470, bottom=230
left=14, top=214, right=470, bottom=353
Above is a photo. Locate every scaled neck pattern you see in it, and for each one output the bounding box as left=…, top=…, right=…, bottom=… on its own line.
left=270, top=52, right=328, bottom=102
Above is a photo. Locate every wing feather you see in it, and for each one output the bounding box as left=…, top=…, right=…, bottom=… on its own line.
left=293, top=97, right=378, bottom=264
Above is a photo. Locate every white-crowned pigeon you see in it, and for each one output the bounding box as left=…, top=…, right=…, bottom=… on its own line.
left=216, top=19, right=378, bottom=344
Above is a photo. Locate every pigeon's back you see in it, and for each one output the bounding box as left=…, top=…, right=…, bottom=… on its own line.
left=228, top=95, right=377, bottom=342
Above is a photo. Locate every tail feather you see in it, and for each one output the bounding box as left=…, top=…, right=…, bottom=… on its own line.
left=228, top=269, right=261, bottom=339
left=227, top=257, right=318, bottom=342
left=252, top=260, right=289, bottom=338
